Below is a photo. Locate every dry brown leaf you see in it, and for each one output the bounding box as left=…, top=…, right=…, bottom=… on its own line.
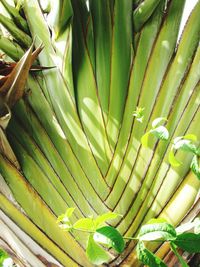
left=0, top=43, right=43, bottom=107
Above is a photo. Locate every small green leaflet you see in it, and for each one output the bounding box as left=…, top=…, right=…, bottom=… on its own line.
left=138, top=222, right=176, bottom=241
left=73, top=218, right=94, bottom=231
left=173, top=139, right=197, bottom=153
left=172, top=135, right=197, bottom=154
left=65, top=207, right=75, bottom=218
left=183, top=134, right=197, bottom=141
left=141, top=117, right=169, bottom=147
left=169, top=135, right=199, bottom=171
left=173, top=233, right=200, bottom=253
left=152, top=117, right=167, bottom=128
left=86, top=235, right=110, bottom=265
left=190, top=155, right=200, bottom=180
left=96, top=226, right=125, bottom=253
left=57, top=208, right=75, bottom=231
left=94, top=212, right=121, bottom=228
left=136, top=241, right=167, bottom=267
left=133, top=107, right=145, bottom=123
left=150, top=126, right=169, bottom=140
left=57, top=207, right=75, bottom=223
left=73, top=212, right=121, bottom=231
left=168, top=149, right=182, bottom=167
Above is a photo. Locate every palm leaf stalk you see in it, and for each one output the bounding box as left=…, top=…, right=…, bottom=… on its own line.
left=0, top=0, right=199, bottom=266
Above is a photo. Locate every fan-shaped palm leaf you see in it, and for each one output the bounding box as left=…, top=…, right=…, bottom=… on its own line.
left=0, top=0, right=199, bottom=266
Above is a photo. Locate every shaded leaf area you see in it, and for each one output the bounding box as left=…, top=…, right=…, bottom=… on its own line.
left=96, top=226, right=125, bottom=253
left=174, top=233, right=200, bottom=253
left=86, top=235, right=110, bottom=265
left=137, top=241, right=167, bottom=267
left=0, top=0, right=200, bottom=266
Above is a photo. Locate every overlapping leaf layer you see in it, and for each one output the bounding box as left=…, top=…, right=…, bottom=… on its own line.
left=0, top=0, right=199, bottom=266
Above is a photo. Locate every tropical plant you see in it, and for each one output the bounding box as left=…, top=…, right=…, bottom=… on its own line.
left=57, top=209, right=200, bottom=266
left=0, top=0, right=199, bottom=266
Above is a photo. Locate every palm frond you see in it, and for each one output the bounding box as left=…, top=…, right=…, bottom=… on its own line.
left=0, top=0, right=199, bottom=266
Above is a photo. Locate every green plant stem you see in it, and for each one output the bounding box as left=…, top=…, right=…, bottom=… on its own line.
left=72, top=228, right=168, bottom=243
left=170, top=242, right=189, bottom=267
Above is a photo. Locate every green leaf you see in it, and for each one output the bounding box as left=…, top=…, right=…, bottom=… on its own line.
left=57, top=208, right=75, bottom=223
left=57, top=208, right=75, bottom=231
left=174, top=233, right=200, bottom=253
left=65, top=207, right=75, bottom=219
left=173, top=139, right=197, bottom=153
left=184, top=134, right=197, bottom=141
left=86, top=235, right=110, bottom=265
left=141, top=119, right=169, bottom=147
left=152, top=117, right=167, bottom=128
left=168, top=149, right=182, bottom=167
left=170, top=242, right=189, bottom=267
left=133, top=107, right=145, bottom=123
left=0, top=0, right=29, bottom=34
left=133, top=0, right=162, bottom=32
left=73, top=218, right=94, bottom=231
left=136, top=241, right=167, bottom=267
left=190, top=155, right=200, bottom=180
left=96, top=226, right=125, bottom=253
left=141, top=132, right=150, bottom=147
left=173, top=136, right=184, bottom=143
left=93, top=232, right=112, bottom=247
left=94, top=212, right=121, bottom=228
left=150, top=126, right=169, bottom=141
left=197, top=148, right=200, bottom=156
left=56, top=0, right=73, bottom=37
left=0, top=14, right=32, bottom=48
left=138, top=222, right=176, bottom=241
left=0, top=249, right=9, bottom=265
left=173, top=134, right=197, bottom=154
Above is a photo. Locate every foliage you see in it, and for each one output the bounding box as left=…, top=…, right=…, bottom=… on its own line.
left=141, top=117, right=169, bottom=147
left=0, top=249, right=13, bottom=267
left=58, top=209, right=200, bottom=266
left=0, top=0, right=200, bottom=266
left=169, top=135, right=200, bottom=179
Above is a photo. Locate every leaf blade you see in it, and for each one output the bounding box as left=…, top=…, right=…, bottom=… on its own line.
left=173, top=233, right=200, bottom=253
left=86, top=235, right=110, bottom=265
left=96, top=226, right=125, bottom=253
left=138, top=222, right=176, bottom=241
left=136, top=241, right=167, bottom=267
